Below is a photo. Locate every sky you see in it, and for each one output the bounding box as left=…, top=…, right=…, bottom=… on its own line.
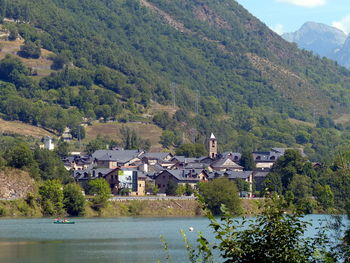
left=235, top=0, right=350, bottom=35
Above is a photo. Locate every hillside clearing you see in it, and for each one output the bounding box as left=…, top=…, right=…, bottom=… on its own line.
left=0, top=118, right=53, bottom=138
left=0, top=39, right=54, bottom=77
left=85, top=122, right=164, bottom=151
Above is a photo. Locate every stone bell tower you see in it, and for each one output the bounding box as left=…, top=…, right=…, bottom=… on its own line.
left=208, top=133, right=217, bottom=159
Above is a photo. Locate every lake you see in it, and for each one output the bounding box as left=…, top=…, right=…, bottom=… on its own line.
left=0, top=215, right=346, bottom=263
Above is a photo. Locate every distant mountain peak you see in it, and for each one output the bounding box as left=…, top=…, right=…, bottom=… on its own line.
left=282, top=21, right=347, bottom=63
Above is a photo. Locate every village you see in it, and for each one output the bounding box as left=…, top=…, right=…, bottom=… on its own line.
left=45, top=133, right=306, bottom=198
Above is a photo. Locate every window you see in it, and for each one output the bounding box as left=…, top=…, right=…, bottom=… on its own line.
left=158, top=184, right=161, bottom=188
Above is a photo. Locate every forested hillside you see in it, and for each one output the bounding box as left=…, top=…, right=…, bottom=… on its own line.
left=1, top=0, right=350, bottom=160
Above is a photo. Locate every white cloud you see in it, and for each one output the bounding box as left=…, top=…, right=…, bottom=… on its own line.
left=275, top=0, right=327, bottom=8
left=271, top=24, right=284, bottom=35
left=332, top=14, right=350, bottom=34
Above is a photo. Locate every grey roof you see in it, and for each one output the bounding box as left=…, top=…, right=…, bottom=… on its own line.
left=211, top=158, right=243, bottom=169
left=252, top=151, right=282, bottom=162
left=209, top=171, right=253, bottom=180
left=73, top=168, right=113, bottom=180
left=171, top=156, right=202, bottom=164
left=141, top=152, right=172, bottom=160
left=92, top=149, right=143, bottom=163
left=183, top=162, right=208, bottom=169
left=221, top=152, right=242, bottom=161
left=156, top=169, right=207, bottom=182
left=271, top=148, right=306, bottom=157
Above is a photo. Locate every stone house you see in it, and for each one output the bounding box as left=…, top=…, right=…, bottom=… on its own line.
left=154, top=169, right=209, bottom=194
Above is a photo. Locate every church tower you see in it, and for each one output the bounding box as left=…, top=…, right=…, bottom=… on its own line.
left=208, top=133, right=217, bottom=159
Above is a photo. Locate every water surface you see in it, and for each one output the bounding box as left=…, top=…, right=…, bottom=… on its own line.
left=0, top=215, right=345, bottom=263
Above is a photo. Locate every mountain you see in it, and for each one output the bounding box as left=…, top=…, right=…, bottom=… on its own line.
left=334, top=36, right=350, bottom=68
left=282, top=22, right=347, bottom=59
left=2, top=0, right=350, bottom=160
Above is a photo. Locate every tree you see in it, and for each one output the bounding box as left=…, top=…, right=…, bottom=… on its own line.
left=88, top=178, right=111, bottom=210
left=120, top=126, right=150, bottom=150
left=176, top=143, right=206, bottom=158
left=34, top=148, right=72, bottom=183
left=240, top=151, right=255, bottom=171
left=55, top=140, right=69, bottom=158
left=63, top=183, right=85, bottom=216
left=19, top=41, right=41, bottom=59
left=50, top=54, right=69, bottom=70
left=165, top=179, right=178, bottom=196
left=262, top=172, right=283, bottom=194
left=85, top=138, right=108, bottom=154
left=198, top=178, right=241, bottom=215
left=39, top=179, right=64, bottom=216
left=288, top=174, right=312, bottom=203
left=6, top=143, right=35, bottom=169
left=160, top=130, right=175, bottom=149
left=314, top=184, right=334, bottom=210
left=270, top=149, right=307, bottom=190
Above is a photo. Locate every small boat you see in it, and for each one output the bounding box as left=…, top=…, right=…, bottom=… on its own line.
left=53, top=218, right=75, bottom=224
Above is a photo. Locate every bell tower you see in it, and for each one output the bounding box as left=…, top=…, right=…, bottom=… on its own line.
left=208, top=133, right=217, bottom=159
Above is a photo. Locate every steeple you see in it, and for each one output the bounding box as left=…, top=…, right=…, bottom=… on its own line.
left=208, top=133, right=218, bottom=159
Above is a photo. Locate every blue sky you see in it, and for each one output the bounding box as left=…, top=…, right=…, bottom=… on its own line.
left=236, top=0, right=350, bottom=35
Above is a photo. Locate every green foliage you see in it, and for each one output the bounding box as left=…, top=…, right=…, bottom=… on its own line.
left=239, top=151, right=255, bottom=171
left=19, top=40, right=41, bottom=59
left=271, top=150, right=308, bottom=189
left=160, top=130, right=175, bottom=149
left=314, top=184, right=334, bottom=210
left=39, top=179, right=64, bottom=216
left=198, top=178, right=241, bottom=215
left=63, top=183, right=85, bottom=216
left=34, top=148, right=72, bottom=183
left=176, top=143, right=206, bottom=158
left=183, top=194, right=331, bottom=263
left=120, top=126, right=150, bottom=151
left=5, top=142, right=34, bottom=169
left=165, top=179, right=178, bottom=196
left=88, top=178, right=111, bottom=210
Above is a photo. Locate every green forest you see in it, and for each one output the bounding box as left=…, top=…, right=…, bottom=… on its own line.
left=1, top=0, right=350, bottom=161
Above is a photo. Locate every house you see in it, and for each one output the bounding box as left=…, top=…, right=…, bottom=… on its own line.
left=141, top=152, right=173, bottom=165
left=210, top=157, right=243, bottom=172
left=253, top=151, right=283, bottom=171
left=154, top=169, right=209, bottom=194
left=104, top=168, right=147, bottom=196
left=208, top=170, right=253, bottom=197
left=43, top=136, right=54, bottom=150
left=63, top=155, right=94, bottom=171
left=73, top=167, right=114, bottom=190
left=92, top=149, right=144, bottom=169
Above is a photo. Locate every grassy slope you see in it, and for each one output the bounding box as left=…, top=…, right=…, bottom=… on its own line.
left=0, top=118, right=53, bottom=138
left=85, top=121, right=164, bottom=152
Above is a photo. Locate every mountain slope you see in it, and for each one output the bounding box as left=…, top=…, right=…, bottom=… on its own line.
left=2, top=0, right=350, bottom=159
